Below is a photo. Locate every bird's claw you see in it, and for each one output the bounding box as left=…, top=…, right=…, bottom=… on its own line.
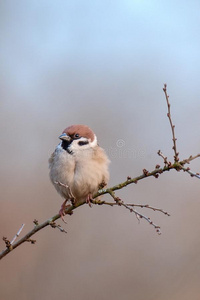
left=59, top=200, right=70, bottom=224
left=86, top=194, right=93, bottom=207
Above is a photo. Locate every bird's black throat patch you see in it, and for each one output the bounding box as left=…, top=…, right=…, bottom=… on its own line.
left=61, top=140, right=73, bottom=154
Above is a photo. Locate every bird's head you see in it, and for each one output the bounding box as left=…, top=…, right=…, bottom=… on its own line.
left=59, top=124, right=97, bottom=154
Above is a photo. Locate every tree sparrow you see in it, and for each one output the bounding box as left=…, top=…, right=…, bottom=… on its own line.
left=49, top=124, right=110, bottom=221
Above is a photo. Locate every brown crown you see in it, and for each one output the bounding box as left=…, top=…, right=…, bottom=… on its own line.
left=62, top=124, right=95, bottom=141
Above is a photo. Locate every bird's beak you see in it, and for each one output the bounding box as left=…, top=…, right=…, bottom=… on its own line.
left=59, top=133, right=71, bottom=141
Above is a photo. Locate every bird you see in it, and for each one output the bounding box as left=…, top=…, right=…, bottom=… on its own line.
left=49, top=124, right=110, bottom=221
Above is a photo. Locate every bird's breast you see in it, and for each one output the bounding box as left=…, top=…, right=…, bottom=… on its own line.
left=49, top=145, right=76, bottom=198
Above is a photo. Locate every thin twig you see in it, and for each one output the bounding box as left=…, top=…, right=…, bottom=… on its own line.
left=94, top=198, right=162, bottom=234
left=180, top=154, right=200, bottom=165
left=157, top=150, right=171, bottom=166
left=0, top=204, right=79, bottom=260
left=97, top=190, right=162, bottom=234
left=122, top=202, right=161, bottom=234
left=163, top=84, right=179, bottom=162
left=178, top=165, right=200, bottom=179
left=92, top=199, right=170, bottom=216
left=10, top=224, right=25, bottom=245
left=126, top=204, right=170, bottom=216
left=50, top=221, right=68, bottom=233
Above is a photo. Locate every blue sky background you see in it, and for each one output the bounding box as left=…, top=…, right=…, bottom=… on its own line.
left=1, top=1, right=200, bottom=96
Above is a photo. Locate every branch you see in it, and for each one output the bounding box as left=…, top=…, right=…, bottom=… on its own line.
left=92, top=198, right=165, bottom=235
left=1, top=153, right=199, bottom=260
left=163, top=84, right=179, bottom=162
left=1, top=84, right=200, bottom=260
left=179, top=165, right=200, bottom=179
left=10, top=224, right=25, bottom=245
left=95, top=154, right=200, bottom=199
left=0, top=204, right=79, bottom=260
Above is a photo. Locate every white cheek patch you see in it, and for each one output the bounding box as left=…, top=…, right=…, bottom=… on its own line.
left=68, top=135, right=97, bottom=153
left=70, top=137, right=89, bottom=151
left=90, top=135, right=97, bottom=147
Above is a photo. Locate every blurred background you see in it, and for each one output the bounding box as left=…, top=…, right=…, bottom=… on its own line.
left=1, top=1, right=200, bottom=299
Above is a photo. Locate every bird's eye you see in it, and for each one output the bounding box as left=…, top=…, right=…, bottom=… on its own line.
left=74, top=133, right=80, bottom=138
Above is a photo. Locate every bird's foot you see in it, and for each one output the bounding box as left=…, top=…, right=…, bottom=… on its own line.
left=59, top=200, right=70, bottom=224
left=86, top=194, right=93, bottom=207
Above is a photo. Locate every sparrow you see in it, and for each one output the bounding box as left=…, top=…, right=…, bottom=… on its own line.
left=49, top=124, right=110, bottom=221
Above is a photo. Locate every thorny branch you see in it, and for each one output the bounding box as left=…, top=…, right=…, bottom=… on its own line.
left=1, top=84, right=200, bottom=260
